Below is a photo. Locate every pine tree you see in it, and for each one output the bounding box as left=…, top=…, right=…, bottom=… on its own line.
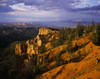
left=75, top=23, right=85, bottom=38
left=84, top=24, right=90, bottom=35
left=51, top=37, right=57, bottom=48
left=66, top=40, right=72, bottom=53
left=74, top=42, right=79, bottom=51
left=36, top=48, right=39, bottom=69
left=41, top=44, right=47, bottom=53
left=56, top=27, right=69, bottom=46
left=56, top=48, right=60, bottom=67
left=77, top=49, right=81, bottom=57
left=91, top=45, right=93, bottom=52
left=42, top=54, right=45, bottom=67
left=92, top=24, right=100, bottom=45
left=72, top=53, right=75, bottom=57
left=95, top=25, right=100, bottom=44
left=91, top=20, right=95, bottom=32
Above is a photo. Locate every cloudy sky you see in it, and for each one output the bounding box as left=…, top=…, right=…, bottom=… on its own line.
left=0, top=0, right=100, bottom=25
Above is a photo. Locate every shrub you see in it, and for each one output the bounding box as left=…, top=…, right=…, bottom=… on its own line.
left=66, top=40, right=72, bottom=53
left=55, top=48, right=61, bottom=67
left=72, top=77, right=75, bottom=79
left=77, top=49, right=81, bottom=57
left=51, top=37, right=57, bottom=48
left=92, top=24, right=100, bottom=45
left=72, top=53, right=75, bottom=57
left=42, top=54, right=45, bottom=67
left=41, top=44, right=47, bottom=53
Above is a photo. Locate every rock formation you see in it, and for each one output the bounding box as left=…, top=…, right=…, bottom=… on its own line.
left=15, top=28, right=57, bottom=79
left=38, top=28, right=55, bottom=35
left=15, top=27, right=100, bottom=79
left=15, top=28, right=56, bottom=57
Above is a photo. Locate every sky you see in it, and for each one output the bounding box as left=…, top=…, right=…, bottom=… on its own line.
left=0, top=0, right=100, bottom=26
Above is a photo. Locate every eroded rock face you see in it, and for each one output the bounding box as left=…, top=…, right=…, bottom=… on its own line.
left=25, top=40, right=36, bottom=55
left=15, top=43, right=28, bottom=79
left=15, top=44, right=22, bottom=55
left=15, top=28, right=54, bottom=57
left=36, top=35, right=42, bottom=47
left=15, top=43, right=27, bottom=56
left=15, top=28, right=57, bottom=79
left=38, top=28, right=55, bottom=35
left=36, top=28, right=57, bottom=47
left=15, top=42, right=37, bottom=57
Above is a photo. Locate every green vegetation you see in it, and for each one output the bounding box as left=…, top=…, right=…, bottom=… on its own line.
left=84, top=24, right=90, bottom=35
left=1, top=20, right=99, bottom=79
left=55, top=48, right=63, bottom=67
left=56, top=48, right=61, bottom=67
left=77, top=72, right=81, bottom=77
left=51, top=23, right=90, bottom=47
left=90, top=45, right=93, bottom=52
left=41, top=44, right=47, bottom=53
left=72, top=77, right=75, bottom=79
left=66, top=40, right=72, bottom=52
left=0, top=27, right=39, bottom=49
left=0, top=42, right=18, bottom=79
left=92, top=23, right=100, bottom=45
left=28, top=55, right=36, bottom=79
left=91, top=20, right=95, bottom=32
left=72, top=53, right=75, bottom=57
left=42, top=54, right=45, bottom=67
left=77, top=49, right=81, bottom=57
left=51, top=37, right=57, bottom=48
left=36, top=49, right=40, bottom=69
left=75, top=23, right=85, bottom=38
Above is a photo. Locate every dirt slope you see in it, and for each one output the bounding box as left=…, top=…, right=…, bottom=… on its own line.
left=35, top=34, right=100, bottom=79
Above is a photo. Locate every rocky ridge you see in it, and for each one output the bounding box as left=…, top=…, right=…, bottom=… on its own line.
left=15, top=27, right=100, bottom=79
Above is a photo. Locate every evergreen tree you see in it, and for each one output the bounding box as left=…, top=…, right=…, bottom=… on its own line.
left=41, top=44, right=47, bottom=53
left=56, top=27, right=70, bottom=46
left=74, top=42, right=79, bottom=52
left=92, top=24, right=100, bottom=45
left=75, top=23, right=85, bottom=38
left=72, top=53, right=75, bottom=57
left=57, top=31, right=65, bottom=46
left=91, top=20, right=95, bottom=31
left=84, top=24, right=90, bottom=35
left=36, top=48, right=39, bottom=69
left=77, top=49, right=81, bottom=57
left=56, top=48, right=60, bottom=67
left=42, top=54, right=45, bottom=67
left=91, top=45, right=93, bottom=52
left=51, top=37, right=57, bottom=48
left=66, top=40, right=72, bottom=53
left=95, top=25, right=100, bottom=44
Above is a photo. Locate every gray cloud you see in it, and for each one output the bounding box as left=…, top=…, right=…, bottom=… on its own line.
left=0, top=0, right=100, bottom=23
left=0, top=5, right=14, bottom=12
left=0, top=0, right=81, bottom=11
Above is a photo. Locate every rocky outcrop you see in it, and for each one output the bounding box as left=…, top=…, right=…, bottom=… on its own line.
left=15, top=28, right=56, bottom=56
left=15, top=41, right=36, bottom=57
left=14, top=27, right=100, bottom=79
left=38, top=28, right=56, bottom=35
left=15, top=28, right=58, bottom=79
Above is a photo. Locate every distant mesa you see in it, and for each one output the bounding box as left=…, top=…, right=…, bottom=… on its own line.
left=74, top=20, right=83, bottom=22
